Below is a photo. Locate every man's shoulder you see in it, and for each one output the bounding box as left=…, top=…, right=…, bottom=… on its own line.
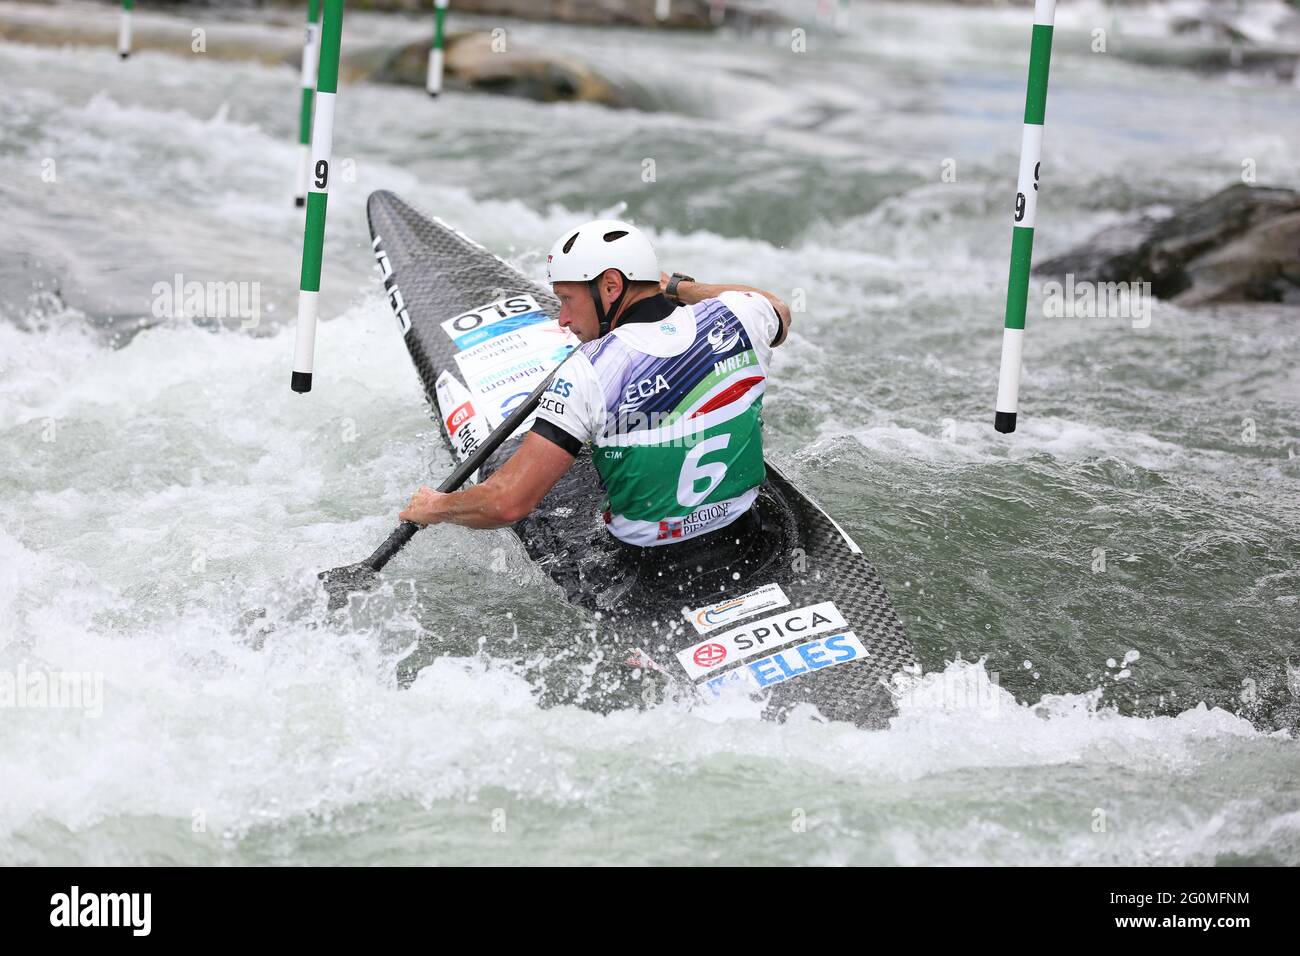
left=555, top=338, right=624, bottom=409
left=607, top=305, right=697, bottom=359
left=578, top=329, right=631, bottom=370
left=713, top=289, right=778, bottom=321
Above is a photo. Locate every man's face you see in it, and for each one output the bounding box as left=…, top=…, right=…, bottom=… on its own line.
left=553, top=281, right=600, bottom=342
left=553, top=272, right=623, bottom=343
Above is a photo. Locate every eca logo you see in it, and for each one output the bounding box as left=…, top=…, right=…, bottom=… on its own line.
left=623, top=373, right=669, bottom=406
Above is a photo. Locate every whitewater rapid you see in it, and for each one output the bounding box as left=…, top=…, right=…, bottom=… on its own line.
left=1, top=1, right=1297, bottom=864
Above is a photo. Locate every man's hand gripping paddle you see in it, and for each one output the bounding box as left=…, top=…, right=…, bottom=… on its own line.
left=318, top=356, right=572, bottom=612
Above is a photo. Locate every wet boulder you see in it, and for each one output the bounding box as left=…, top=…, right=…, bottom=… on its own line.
left=1035, top=184, right=1300, bottom=306
left=325, top=0, right=720, bottom=29
left=359, top=31, right=621, bottom=106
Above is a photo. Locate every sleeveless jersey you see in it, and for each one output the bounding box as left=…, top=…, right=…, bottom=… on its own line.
left=533, top=291, right=780, bottom=546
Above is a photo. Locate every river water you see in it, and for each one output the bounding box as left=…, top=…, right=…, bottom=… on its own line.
left=1, top=0, right=1297, bottom=864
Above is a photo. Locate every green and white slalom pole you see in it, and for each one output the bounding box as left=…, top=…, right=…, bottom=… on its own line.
left=994, top=0, right=1056, bottom=434
left=295, top=0, right=321, bottom=207
left=426, top=0, right=448, bottom=96
left=291, top=0, right=344, bottom=394
left=118, top=0, right=133, bottom=59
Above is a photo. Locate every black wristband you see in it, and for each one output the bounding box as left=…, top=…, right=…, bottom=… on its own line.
left=666, top=272, right=694, bottom=304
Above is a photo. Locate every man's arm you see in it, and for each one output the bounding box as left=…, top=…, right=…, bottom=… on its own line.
left=399, top=431, right=576, bottom=529
left=662, top=274, right=792, bottom=347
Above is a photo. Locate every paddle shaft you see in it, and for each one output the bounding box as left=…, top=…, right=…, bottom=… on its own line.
left=360, top=354, right=572, bottom=573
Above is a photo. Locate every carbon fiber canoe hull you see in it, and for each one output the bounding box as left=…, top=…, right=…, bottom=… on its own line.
left=368, top=190, right=917, bottom=726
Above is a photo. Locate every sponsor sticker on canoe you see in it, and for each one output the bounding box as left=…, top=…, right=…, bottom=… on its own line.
left=676, top=601, right=848, bottom=681
left=434, top=369, right=490, bottom=465
left=702, top=632, right=868, bottom=697
left=454, top=323, right=575, bottom=380
left=692, top=643, right=727, bottom=669
left=452, top=322, right=575, bottom=429
left=684, top=582, right=790, bottom=635
left=460, top=356, right=560, bottom=428
left=441, top=293, right=549, bottom=350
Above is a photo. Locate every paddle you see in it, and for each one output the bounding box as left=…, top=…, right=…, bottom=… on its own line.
left=319, top=354, right=573, bottom=611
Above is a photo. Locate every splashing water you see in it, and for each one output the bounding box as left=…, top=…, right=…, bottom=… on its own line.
left=1, top=4, right=1297, bottom=864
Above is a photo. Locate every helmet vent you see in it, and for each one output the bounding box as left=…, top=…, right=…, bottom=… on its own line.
left=602, top=230, right=629, bottom=242
left=562, top=232, right=579, bottom=254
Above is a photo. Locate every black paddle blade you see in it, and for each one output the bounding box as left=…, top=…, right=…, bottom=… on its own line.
left=319, top=562, right=380, bottom=612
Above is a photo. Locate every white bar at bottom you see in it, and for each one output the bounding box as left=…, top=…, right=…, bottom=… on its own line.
left=995, top=326, right=1024, bottom=415
left=293, top=290, right=319, bottom=374
left=426, top=48, right=444, bottom=95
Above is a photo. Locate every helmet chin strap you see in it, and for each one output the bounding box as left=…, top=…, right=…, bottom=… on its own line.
left=588, top=274, right=630, bottom=337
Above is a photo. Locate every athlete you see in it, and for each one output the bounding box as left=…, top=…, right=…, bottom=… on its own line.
left=398, top=219, right=791, bottom=558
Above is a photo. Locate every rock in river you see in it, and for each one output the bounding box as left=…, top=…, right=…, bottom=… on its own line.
left=1035, top=184, right=1300, bottom=306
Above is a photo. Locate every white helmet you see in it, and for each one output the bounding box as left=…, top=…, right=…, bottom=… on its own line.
left=546, top=219, right=658, bottom=285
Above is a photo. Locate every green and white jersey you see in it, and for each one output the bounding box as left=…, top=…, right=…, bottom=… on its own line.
left=533, top=291, right=780, bottom=546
